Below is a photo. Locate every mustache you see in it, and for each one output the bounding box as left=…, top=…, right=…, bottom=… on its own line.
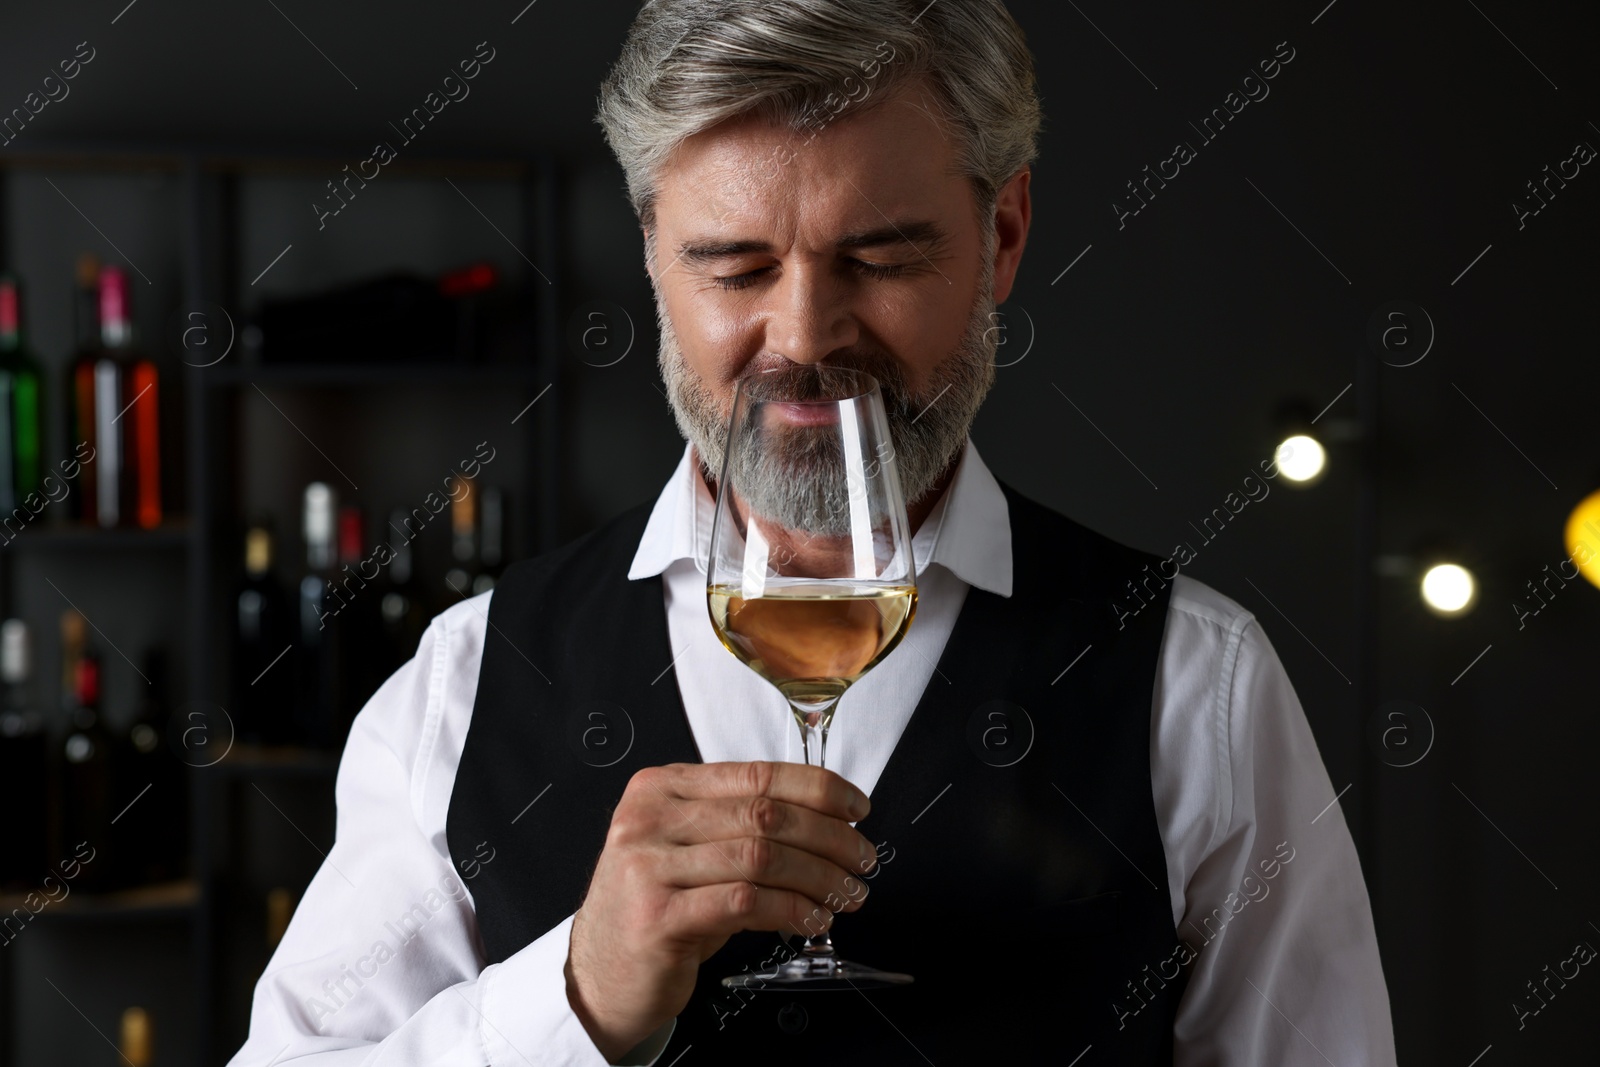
left=733, top=354, right=915, bottom=413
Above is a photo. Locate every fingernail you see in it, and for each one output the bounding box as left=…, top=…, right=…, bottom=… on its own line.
left=850, top=794, right=870, bottom=821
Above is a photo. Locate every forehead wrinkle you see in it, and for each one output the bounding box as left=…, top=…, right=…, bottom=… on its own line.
left=658, top=83, right=965, bottom=267
left=678, top=157, right=945, bottom=262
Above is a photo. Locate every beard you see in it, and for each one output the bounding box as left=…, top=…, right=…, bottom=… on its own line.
left=655, top=251, right=999, bottom=536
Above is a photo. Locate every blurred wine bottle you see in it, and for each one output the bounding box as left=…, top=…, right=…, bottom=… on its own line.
left=265, top=886, right=294, bottom=947
left=74, top=263, right=148, bottom=527
left=444, top=474, right=477, bottom=602
left=59, top=611, right=117, bottom=890
left=0, top=620, right=47, bottom=891
left=65, top=253, right=99, bottom=523
left=380, top=508, right=427, bottom=674
left=295, top=483, right=339, bottom=748
left=59, top=604, right=85, bottom=712
left=336, top=504, right=385, bottom=720
left=0, top=276, right=44, bottom=514
left=473, top=485, right=505, bottom=595
left=234, top=523, right=294, bottom=744
left=93, top=264, right=162, bottom=528
left=119, top=1006, right=153, bottom=1067
left=116, top=648, right=187, bottom=885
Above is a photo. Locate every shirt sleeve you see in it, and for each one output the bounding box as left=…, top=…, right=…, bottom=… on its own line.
left=1164, top=602, right=1398, bottom=1065
left=225, top=599, right=674, bottom=1067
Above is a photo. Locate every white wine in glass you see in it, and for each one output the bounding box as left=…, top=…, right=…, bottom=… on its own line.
left=707, top=583, right=916, bottom=760
left=706, top=364, right=917, bottom=989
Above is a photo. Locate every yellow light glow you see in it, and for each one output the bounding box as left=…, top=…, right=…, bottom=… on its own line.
left=1276, top=434, right=1326, bottom=484
left=1565, top=489, right=1600, bottom=590
left=1421, top=563, right=1476, bottom=616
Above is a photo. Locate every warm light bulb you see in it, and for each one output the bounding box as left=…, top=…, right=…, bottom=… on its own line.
left=1565, top=489, right=1600, bottom=591
left=1276, top=434, right=1326, bottom=484
left=1421, top=563, right=1476, bottom=616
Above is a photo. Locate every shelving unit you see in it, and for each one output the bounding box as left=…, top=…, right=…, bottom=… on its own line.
left=0, top=879, right=200, bottom=921
left=204, top=363, right=547, bottom=387
left=214, top=743, right=342, bottom=777
left=3, top=520, right=195, bottom=550
left=0, top=146, right=564, bottom=1065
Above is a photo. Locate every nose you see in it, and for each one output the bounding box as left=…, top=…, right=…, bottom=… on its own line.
left=763, top=258, right=859, bottom=365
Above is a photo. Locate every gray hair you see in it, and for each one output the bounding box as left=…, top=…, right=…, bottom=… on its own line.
left=595, top=0, right=1043, bottom=233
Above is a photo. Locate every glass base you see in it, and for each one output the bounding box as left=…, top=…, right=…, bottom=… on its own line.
left=721, top=955, right=914, bottom=991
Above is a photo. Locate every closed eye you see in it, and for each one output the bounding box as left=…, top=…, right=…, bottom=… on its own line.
left=711, top=267, right=772, bottom=292
left=853, top=260, right=908, bottom=281
left=711, top=259, right=910, bottom=291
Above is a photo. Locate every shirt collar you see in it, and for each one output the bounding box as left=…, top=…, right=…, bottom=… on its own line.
left=626, top=437, right=1013, bottom=597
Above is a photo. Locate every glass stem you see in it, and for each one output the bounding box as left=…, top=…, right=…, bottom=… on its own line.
left=796, top=712, right=830, bottom=771
left=791, top=699, right=838, bottom=964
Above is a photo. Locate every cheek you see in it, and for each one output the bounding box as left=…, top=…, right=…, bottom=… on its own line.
left=697, top=309, right=750, bottom=367
left=669, top=289, right=753, bottom=383
left=876, top=294, right=963, bottom=391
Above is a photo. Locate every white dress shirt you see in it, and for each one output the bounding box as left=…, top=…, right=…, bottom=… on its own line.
left=227, top=438, right=1396, bottom=1067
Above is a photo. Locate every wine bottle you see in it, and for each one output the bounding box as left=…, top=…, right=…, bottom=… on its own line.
left=119, top=1006, right=153, bottom=1067
left=265, top=886, right=294, bottom=947
left=84, top=267, right=121, bottom=528
left=444, top=475, right=477, bottom=600
left=66, top=253, right=99, bottom=523
left=472, top=485, right=505, bottom=595
left=95, top=265, right=162, bottom=529
left=0, top=275, right=44, bottom=514
left=295, top=483, right=339, bottom=748
left=116, top=648, right=187, bottom=885
left=59, top=636, right=118, bottom=890
left=60, top=606, right=86, bottom=712
left=0, top=619, right=47, bottom=891
left=379, top=508, right=427, bottom=673
left=335, top=504, right=385, bottom=719
left=234, top=524, right=293, bottom=744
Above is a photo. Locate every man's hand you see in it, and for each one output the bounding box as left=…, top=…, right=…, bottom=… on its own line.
left=565, top=761, right=875, bottom=1061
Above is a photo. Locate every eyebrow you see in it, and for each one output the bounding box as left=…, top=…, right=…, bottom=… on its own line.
left=674, top=219, right=949, bottom=264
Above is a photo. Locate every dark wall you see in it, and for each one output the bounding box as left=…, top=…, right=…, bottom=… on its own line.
left=3, top=1, right=1596, bottom=1063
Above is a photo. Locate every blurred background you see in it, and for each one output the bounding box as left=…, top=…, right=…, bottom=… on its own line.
left=0, top=0, right=1595, bottom=1063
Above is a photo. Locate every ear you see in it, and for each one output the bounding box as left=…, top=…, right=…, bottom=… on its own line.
left=990, top=166, right=1032, bottom=306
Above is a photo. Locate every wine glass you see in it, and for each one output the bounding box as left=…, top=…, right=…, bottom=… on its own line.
left=705, top=364, right=917, bottom=989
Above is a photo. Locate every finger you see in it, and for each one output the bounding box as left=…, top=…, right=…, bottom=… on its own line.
left=660, top=795, right=877, bottom=876
left=638, top=761, right=870, bottom=822
left=667, top=839, right=869, bottom=913
left=664, top=881, right=842, bottom=943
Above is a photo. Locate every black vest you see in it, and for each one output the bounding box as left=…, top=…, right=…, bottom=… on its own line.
left=447, top=482, right=1188, bottom=1063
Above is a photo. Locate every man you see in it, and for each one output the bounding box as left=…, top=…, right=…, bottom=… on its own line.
left=230, top=1, right=1396, bottom=1064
